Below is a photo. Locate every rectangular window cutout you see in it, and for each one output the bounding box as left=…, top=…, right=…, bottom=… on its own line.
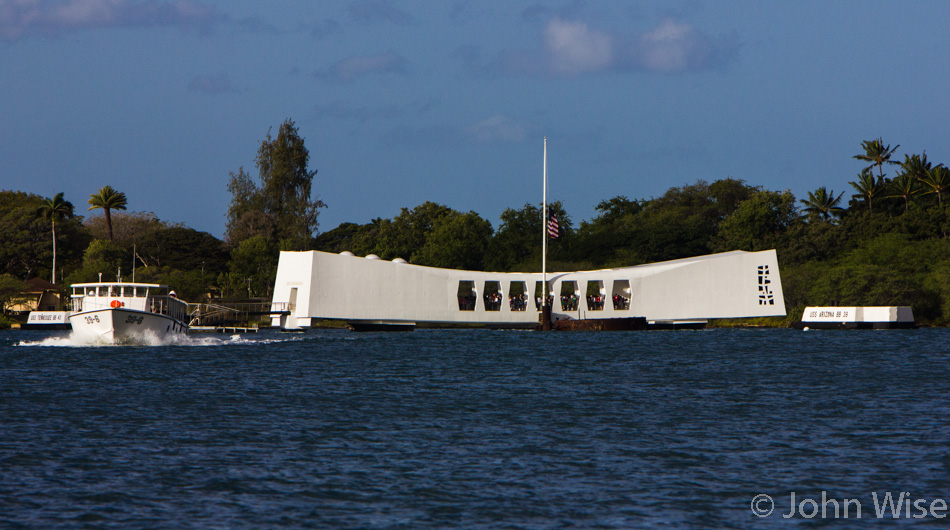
left=586, top=280, right=605, bottom=311
left=509, top=281, right=527, bottom=311
left=534, top=281, right=551, bottom=311
left=560, top=281, right=578, bottom=311
left=612, top=280, right=630, bottom=310
left=457, top=281, right=476, bottom=311
left=483, top=281, right=502, bottom=311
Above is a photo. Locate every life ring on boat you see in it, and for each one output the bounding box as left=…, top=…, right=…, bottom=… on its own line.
left=110, top=300, right=123, bottom=308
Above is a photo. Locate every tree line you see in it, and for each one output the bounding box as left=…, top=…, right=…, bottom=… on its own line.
left=313, top=136, right=950, bottom=325
left=3, top=125, right=950, bottom=326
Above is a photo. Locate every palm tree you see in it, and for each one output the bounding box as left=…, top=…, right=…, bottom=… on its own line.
left=899, top=152, right=933, bottom=181
left=920, top=165, right=950, bottom=205
left=887, top=171, right=922, bottom=213
left=849, top=168, right=884, bottom=213
left=853, top=137, right=900, bottom=179
left=36, top=192, right=75, bottom=284
left=800, top=187, right=845, bottom=221
left=88, top=185, right=128, bottom=241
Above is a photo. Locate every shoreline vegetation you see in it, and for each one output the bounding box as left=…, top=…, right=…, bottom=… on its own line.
left=3, top=127, right=950, bottom=328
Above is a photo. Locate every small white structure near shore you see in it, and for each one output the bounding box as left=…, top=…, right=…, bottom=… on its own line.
left=794, top=306, right=916, bottom=329
left=23, top=311, right=70, bottom=330
left=269, top=249, right=786, bottom=330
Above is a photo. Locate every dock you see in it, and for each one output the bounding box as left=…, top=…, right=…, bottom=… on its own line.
left=189, top=325, right=259, bottom=333
left=187, top=300, right=289, bottom=331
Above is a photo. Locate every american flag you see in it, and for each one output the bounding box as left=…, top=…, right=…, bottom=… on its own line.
left=547, top=213, right=559, bottom=238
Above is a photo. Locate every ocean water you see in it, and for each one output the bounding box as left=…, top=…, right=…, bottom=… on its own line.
left=2, top=327, right=949, bottom=529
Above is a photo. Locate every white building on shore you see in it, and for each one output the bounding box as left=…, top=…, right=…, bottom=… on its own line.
left=269, top=249, right=786, bottom=330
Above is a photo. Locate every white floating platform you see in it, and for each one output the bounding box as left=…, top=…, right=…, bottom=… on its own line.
left=22, top=311, right=71, bottom=330
left=793, top=306, right=916, bottom=329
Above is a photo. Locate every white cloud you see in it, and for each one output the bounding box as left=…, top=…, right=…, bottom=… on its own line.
left=543, top=17, right=612, bottom=75
left=466, top=115, right=528, bottom=144
left=632, top=18, right=737, bottom=74
left=0, top=0, right=221, bottom=41
left=458, top=16, right=738, bottom=78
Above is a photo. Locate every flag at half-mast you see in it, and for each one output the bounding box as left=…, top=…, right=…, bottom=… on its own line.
left=547, top=213, right=559, bottom=238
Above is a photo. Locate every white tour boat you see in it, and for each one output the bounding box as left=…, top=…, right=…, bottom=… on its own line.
left=68, top=282, right=190, bottom=344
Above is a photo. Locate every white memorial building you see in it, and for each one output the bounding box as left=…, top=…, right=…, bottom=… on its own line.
left=269, top=249, right=786, bottom=330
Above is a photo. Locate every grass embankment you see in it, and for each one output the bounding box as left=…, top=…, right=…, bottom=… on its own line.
left=707, top=316, right=792, bottom=328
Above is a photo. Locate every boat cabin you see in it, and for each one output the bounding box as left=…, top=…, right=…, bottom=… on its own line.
left=70, top=282, right=188, bottom=322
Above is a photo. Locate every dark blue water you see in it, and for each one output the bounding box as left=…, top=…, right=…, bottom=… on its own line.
left=2, top=328, right=950, bottom=529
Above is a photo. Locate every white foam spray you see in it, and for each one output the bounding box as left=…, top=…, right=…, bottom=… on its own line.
left=16, top=331, right=305, bottom=348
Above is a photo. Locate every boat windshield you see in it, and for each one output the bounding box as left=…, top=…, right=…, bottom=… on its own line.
left=75, top=284, right=163, bottom=299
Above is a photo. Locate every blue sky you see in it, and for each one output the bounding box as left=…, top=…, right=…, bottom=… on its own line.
left=3, top=1, right=950, bottom=238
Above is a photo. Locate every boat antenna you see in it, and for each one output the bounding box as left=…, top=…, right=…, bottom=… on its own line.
left=98, top=272, right=102, bottom=283
left=132, top=244, right=135, bottom=283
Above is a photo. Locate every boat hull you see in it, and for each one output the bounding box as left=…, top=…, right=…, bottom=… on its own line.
left=69, top=308, right=188, bottom=345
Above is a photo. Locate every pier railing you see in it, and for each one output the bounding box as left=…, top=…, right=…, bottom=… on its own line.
left=188, top=301, right=292, bottom=327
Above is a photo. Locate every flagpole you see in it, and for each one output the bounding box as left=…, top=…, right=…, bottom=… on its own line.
left=542, top=137, right=547, bottom=290
left=541, top=137, right=552, bottom=330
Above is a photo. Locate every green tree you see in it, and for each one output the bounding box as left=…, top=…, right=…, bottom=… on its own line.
left=924, top=260, right=950, bottom=323
left=849, top=168, right=884, bottom=213
left=572, top=197, right=642, bottom=268
left=36, top=192, right=75, bottom=284
left=371, top=202, right=457, bottom=261
left=800, top=187, right=844, bottom=221
left=487, top=203, right=542, bottom=271
left=715, top=190, right=797, bottom=251
left=887, top=171, right=922, bottom=213
left=136, top=226, right=229, bottom=272
left=1, top=191, right=88, bottom=280
left=919, top=164, right=950, bottom=206
left=87, top=185, right=128, bottom=242
left=0, top=191, right=47, bottom=278
left=632, top=179, right=755, bottom=261
left=414, top=212, right=494, bottom=270
left=592, top=196, right=642, bottom=224
left=899, top=152, right=934, bottom=182
left=708, top=177, right=756, bottom=219
left=804, top=233, right=949, bottom=319
left=83, top=210, right=167, bottom=249
left=133, top=266, right=216, bottom=302
left=221, top=235, right=278, bottom=298
left=0, top=274, right=28, bottom=314
left=226, top=119, right=326, bottom=249
left=312, top=222, right=379, bottom=256
left=64, top=239, right=129, bottom=285
left=486, top=201, right=571, bottom=271
left=853, top=137, right=900, bottom=180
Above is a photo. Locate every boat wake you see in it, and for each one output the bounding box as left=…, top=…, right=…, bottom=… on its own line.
left=16, top=331, right=305, bottom=348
